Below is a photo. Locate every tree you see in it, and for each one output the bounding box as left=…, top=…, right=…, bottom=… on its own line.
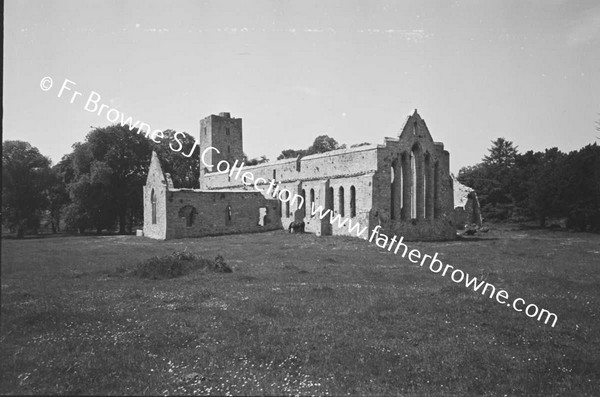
left=277, top=135, right=346, bottom=160
left=41, top=153, right=78, bottom=233
left=66, top=125, right=154, bottom=234
left=62, top=126, right=201, bottom=234
left=46, top=159, right=72, bottom=233
left=308, top=135, right=346, bottom=154
left=483, top=137, right=518, bottom=168
left=457, top=163, right=503, bottom=219
left=457, top=163, right=491, bottom=196
left=277, top=149, right=308, bottom=160
left=154, top=130, right=200, bottom=189
left=562, top=143, right=600, bottom=231
left=460, top=137, right=599, bottom=232
left=243, top=153, right=269, bottom=166
left=2, top=141, right=52, bottom=238
left=512, top=148, right=567, bottom=227
left=458, top=138, right=519, bottom=221
left=65, top=143, right=113, bottom=233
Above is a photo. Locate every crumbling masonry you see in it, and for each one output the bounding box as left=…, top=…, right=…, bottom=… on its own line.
left=143, top=110, right=455, bottom=240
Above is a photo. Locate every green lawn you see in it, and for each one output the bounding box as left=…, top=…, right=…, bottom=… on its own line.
left=1, top=227, right=599, bottom=395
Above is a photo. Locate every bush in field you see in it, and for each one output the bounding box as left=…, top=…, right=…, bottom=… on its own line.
left=132, top=251, right=231, bottom=279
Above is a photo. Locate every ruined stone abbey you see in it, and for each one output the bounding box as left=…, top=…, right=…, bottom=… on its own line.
left=143, top=110, right=455, bottom=240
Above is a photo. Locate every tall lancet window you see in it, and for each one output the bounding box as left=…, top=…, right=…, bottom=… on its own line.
left=151, top=189, right=157, bottom=225
left=411, top=153, right=417, bottom=219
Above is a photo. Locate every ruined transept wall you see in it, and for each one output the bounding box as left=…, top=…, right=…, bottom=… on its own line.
left=143, top=151, right=281, bottom=240
left=370, top=114, right=455, bottom=240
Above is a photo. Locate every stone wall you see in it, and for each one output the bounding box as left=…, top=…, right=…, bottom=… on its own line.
left=143, top=152, right=169, bottom=239
left=452, top=175, right=483, bottom=229
left=453, top=192, right=483, bottom=228
left=324, top=174, right=374, bottom=237
left=143, top=149, right=281, bottom=240
left=164, top=190, right=281, bottom=239
left=369, top=112, right=455, bottom=240
left=201, top=145, right=379, bottom=190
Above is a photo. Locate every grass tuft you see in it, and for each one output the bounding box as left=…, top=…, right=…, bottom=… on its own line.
left=131, top=251, right=232, bottom=279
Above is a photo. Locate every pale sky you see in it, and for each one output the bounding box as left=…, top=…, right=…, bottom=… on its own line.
left=4, top=0, right=600, bottom=173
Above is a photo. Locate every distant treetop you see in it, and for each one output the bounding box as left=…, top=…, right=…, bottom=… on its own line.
left=277, top=135, right=346, bottom=160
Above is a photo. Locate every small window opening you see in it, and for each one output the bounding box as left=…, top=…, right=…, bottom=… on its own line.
left=258, top=207, right=268, bottom=226
left=226, top=205, right=232, bottom=225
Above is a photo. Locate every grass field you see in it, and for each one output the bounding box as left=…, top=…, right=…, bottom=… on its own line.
left=1, top=226, right=599, bottom=395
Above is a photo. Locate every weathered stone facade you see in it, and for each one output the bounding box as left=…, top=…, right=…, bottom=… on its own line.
left=143, top=110, right=455, bottom=240
left=452, top=174, right=483, bottom=229
left=143, top=152, right=281, bottom=239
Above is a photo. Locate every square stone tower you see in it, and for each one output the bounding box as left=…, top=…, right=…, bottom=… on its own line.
left=199, top=112, right=243, bottom=187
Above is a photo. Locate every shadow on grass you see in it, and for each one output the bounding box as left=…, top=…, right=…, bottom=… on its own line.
left=1, top=231, right=136, bottom=240
left=454, top=235, right=499, bottom=242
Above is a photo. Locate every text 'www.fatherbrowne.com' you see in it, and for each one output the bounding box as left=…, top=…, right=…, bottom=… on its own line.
left=308, top=202, right=558, bottom=328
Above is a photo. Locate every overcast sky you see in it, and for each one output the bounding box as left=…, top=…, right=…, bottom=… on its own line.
left=4, top=0, right=600, bottom=173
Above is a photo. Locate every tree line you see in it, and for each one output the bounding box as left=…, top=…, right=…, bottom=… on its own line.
left=2, top=125, right=206, bottom=237
left=458, top=138, right=600, bottom=231
left=3, top=124, right=598, bottom=237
